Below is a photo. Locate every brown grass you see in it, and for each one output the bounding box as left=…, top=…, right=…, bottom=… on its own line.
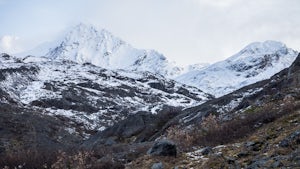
left=0, top=148, right=125, bottom=169
left=167, top=100, right=300, bottom=150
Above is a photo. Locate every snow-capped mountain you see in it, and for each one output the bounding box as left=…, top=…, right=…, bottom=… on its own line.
left=176, top=41, right=299, bottom=97
left=12, top=25, right=299, bottom=99
left=22, top=24, right=299, bottom=99
left=19, top=23, right=182, bottom=78
left=0, top=53, right=212, bottom=138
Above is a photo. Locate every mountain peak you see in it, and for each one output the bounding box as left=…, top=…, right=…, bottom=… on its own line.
left=239, top=40, right=288, bottom=56
left=226, top=41, right=293, bottom=64
left=67, top=23, right=118, bottom=42
left=20, top=23, right=182, bottom=77
left=176, top=40, right=299, bottom=97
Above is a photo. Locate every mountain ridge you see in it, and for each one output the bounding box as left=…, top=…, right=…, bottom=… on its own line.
left=17, top=24, right=299, bottom=98
left=176, top=40, right=299, bottom=97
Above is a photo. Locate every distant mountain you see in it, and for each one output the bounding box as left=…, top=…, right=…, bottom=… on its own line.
left=20, top=25, right=297, bottom=99
left=176, top=41, right=299, bottom=97
left=19, top=23, right=182, bottom=78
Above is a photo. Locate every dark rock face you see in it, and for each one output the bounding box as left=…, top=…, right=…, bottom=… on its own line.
left=245, top=141, right=264, bottom=152
left=147, top=140, right=177, bottom=157
left=279, top=130, right=300, bottom=147
left=0, top=65, right=39, bottom=81
left=0, top=103, right=81, bottom=155
left=83, top=106, right=182, bottom=147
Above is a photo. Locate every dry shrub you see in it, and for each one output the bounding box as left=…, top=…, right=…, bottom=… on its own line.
left=167, top=100, right=300, bottom=150
left=201, top=114, right=220, bottom=132
left=166, top=125, right=194, bottom=151
left=93, top=158, right=124, bottom=169
left=51, top=149, right=125, bottom=169
left=0, top=149, right=125, bottom=169
left=51, top=150, right=95, bottom=169
left=166, top=113, right=221, bottom=151
left=0, top=149, right=57, bottom=169
left=195, top=100, right=300, bottom=146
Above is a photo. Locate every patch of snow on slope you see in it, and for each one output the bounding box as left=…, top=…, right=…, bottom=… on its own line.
left=0, top=56, right=211, bottom=137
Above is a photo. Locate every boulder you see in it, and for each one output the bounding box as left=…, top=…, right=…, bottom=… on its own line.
left=279, top=130, right=300, bottom=147
left=198, top=147, right=213, bottom=155
left=148, top=140, right=177, bottom=157
left=151, top=162, right=164, bottom=169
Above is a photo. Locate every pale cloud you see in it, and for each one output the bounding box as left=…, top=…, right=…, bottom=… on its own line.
left=193, top=0, right=239, bottom=7
left=0, top=35, right=23, bottom=53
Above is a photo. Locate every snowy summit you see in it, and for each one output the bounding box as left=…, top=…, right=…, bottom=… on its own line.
left=176, top=40, right=299, bottom=97
left=20, top=23, right=182, bottom=78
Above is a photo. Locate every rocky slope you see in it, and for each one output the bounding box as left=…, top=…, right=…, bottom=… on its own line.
left=128, top=108, right=300, bottom=169
left=87, top=51, right=300, bottom=148
left=180, top=52, right=300, bottom=125
left=0, top=53, right=212, bottom=140
left=176, top=41, right=299, bottom=97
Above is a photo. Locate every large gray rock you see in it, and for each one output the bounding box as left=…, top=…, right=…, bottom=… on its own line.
left=279, top=130, right=300, bottom=147
left=151, top=162, right=164, bottom=169
left=147, top=140, right=177, bottom=157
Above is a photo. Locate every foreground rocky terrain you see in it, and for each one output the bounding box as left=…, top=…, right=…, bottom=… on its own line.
left=128, top=108, right=300, bottom=168
left=126, top=53, right=300, bottom=168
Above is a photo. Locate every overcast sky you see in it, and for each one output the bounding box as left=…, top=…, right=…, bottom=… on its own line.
left=0, top=0, right=299, bottom=65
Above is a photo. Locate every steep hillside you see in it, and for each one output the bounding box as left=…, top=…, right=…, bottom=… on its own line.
left=126, top=53, right=300, bottom=169
left=177, top=52, right=300, bottom=126
left=0, top=53, right=212, bottom=139
left=128, top=106, right=300, bottom=169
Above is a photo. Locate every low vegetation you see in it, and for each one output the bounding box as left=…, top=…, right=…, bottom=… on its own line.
left=1, top=100, right=299, bottom=169
left=128, top=100, right=300, bottom=168
left=0, top=148, right=124, bottom=169
left=167, top=99, right=300, bottom=151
